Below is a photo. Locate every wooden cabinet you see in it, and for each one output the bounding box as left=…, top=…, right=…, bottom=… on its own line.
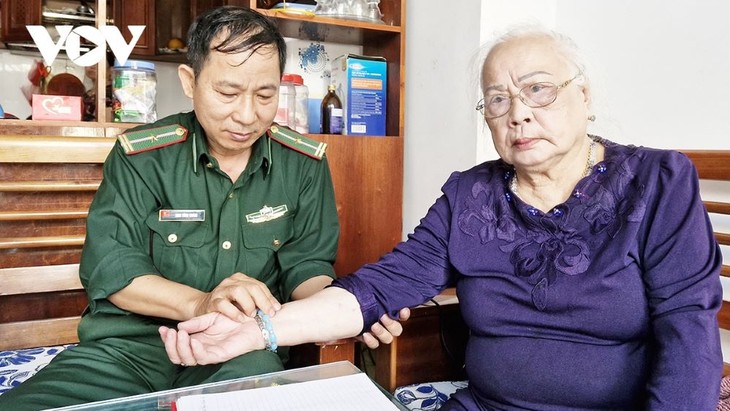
left=113, top=0, right=156, bottom=55
left=1, top=0, right=115, bottom=43
left=113, top=0, right=226, bottom=57
left=250, top=0, right=407, bottom=275
left=1, top=0, right=41, bottom=42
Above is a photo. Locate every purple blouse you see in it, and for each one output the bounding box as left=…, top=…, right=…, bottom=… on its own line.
left=333, top=138, right=723, bottom=410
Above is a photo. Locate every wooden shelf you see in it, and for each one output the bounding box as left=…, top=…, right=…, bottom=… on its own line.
left=255, top=8, right=402, bottom=33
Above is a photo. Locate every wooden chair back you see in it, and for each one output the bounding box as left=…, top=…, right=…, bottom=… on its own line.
left=0, top=135, right=114, bottom=350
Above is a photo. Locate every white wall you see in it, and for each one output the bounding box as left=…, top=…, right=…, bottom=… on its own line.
left=402, top=0, right=481, bottom=237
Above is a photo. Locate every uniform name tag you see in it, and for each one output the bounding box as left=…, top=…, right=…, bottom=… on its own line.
left=159, top=209, right=206, bottom=222
left=246, top=205, right=288, bottom=223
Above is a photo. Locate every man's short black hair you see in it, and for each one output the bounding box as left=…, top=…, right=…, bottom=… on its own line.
left=186, top=6, right=286, bottom=78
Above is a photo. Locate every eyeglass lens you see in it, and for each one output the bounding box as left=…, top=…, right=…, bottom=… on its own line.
left=481, top=82, right=558, bottom=118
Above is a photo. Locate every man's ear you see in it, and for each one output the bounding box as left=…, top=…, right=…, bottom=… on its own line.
left=178, top=64, right=195, bottom=99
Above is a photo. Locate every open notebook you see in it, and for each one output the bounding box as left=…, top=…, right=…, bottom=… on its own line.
left=174, top=373, right=400, bottom=411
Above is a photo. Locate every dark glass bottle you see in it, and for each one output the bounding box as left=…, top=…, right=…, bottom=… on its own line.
left=321, top=84, right=343, bottom=134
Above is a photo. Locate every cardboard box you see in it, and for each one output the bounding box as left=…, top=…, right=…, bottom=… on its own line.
left=331, top=54, right=387, bottom=136
left=31, top=95, right=83, bottom=121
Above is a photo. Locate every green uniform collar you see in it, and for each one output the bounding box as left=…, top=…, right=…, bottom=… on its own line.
left=190, top=114, right=272, bottom=177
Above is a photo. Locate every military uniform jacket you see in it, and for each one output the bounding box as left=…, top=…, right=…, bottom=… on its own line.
left=78, top=112, right=339, bottom=340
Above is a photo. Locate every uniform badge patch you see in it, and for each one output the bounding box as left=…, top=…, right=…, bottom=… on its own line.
left=118, top=124, right=188, bottom=155
left=246, top=205, right=288, bottom=223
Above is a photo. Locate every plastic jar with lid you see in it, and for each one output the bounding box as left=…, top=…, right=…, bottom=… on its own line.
left=112, top=59, right=157, bottom=123
left=288, top=74, right=309, bottom=134
left=275, top=74, right=296, bottom=129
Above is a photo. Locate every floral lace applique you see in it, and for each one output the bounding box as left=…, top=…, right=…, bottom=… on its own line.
left=502, top=214, right=592, bottom=310
left=583, top=155, right=646, bottom=237
left=457, top=146, right=646, bottom=311
left=457, top=180, right=520, bottom=244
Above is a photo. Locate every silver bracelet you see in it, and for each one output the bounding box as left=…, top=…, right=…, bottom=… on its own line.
left=254, top=309, right=278, bottom=353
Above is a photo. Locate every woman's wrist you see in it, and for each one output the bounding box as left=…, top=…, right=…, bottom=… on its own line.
left=254, top=309, right=278, bottom=352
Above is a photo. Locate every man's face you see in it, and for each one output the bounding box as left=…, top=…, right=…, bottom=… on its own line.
left=180, top=39, right=281, bottom=158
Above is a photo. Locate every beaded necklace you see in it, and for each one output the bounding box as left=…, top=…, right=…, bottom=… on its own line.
left=510, top=137, right=597, bottom=196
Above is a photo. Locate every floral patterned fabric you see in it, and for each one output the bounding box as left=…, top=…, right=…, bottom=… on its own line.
left=395, top=381, right=468, bottom=411
left=0, top=345, right=75, bottom=395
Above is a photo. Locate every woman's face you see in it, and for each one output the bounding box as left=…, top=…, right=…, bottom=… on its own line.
left=482, top=35, right=591, bottom=173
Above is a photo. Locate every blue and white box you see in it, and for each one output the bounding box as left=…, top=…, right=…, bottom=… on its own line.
left=331, top=54, right=387, bottom=136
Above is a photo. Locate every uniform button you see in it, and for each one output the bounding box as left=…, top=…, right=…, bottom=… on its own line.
left=206, top=163, right=214, bottom=168
left=167, top=234, right=178, bottom=243
left=272, top=239, right=281, bottom=247
left=228, top=193, right=235, bottom=199
left=222, top=241, right=232, bottom=250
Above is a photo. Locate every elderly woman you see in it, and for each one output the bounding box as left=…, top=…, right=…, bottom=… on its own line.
left=161, top=27, right=723, bottom=410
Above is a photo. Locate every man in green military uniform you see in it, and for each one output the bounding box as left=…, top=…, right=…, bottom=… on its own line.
left=0, top=6, right=406, bottom=410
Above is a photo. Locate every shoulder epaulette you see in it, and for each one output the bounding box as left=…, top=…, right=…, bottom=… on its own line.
left=118, top=124, right=188, bottom=155
left=268, top=124, right=327, bottom=160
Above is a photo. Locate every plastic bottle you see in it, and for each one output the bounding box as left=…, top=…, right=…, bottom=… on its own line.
left=289, top=74, right=309, bottom=134
left=112, top=60, right=157, bottom=123
left=275, top=74, right=296, bottom=128
left=321, top=84, right=343, bottom=134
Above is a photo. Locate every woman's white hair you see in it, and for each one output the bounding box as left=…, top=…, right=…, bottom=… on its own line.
left=479, top=24, right=589, bottom=92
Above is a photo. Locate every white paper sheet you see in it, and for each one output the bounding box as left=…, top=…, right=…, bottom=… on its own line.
left=174, top=373, right=400, bottom=411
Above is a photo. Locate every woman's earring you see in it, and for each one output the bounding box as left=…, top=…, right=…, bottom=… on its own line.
left=588, top=114, right=596, bottom=122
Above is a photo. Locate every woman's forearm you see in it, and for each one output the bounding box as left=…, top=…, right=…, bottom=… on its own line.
left=269, top=287, right=365, bottom=346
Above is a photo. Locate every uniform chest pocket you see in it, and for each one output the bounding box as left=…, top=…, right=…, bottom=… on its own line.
left=242, top=214, right=294, bottom=251
left=145, top=215, right=210, bottom=279
left=146, top=216, right=209, bottom=248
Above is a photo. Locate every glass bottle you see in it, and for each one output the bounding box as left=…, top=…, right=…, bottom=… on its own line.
left=366, top=0, right=383, bottom=22
left=321, top=84, right=343, bottom=134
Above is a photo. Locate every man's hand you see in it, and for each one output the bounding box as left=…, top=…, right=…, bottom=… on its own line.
left=159, top=312, right=263, bottom=366
left=195, top=272, right=281, bottom=321
left=359, top=307, right=411, bottom=349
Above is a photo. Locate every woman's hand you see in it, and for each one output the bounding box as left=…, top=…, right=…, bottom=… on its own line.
left=359, top=307, right=411, bottom=348
left=195, top=272, right=281, bottom=321
left=159, top=312, right=264, bottom=366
